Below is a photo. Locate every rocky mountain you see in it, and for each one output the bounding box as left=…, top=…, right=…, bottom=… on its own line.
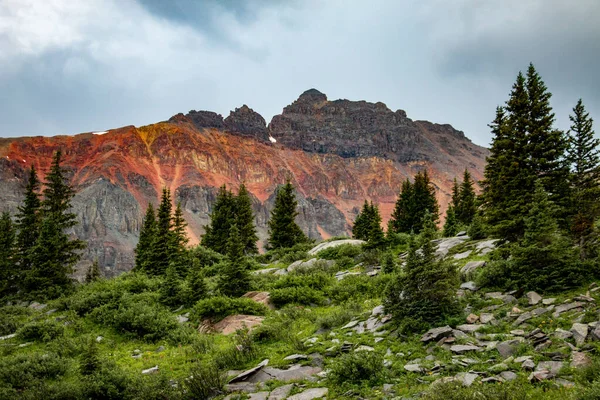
left=0, top=89, right=488, bottom=277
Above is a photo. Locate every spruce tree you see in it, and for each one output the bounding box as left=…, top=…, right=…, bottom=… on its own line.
left=468, top=213, right=487, bottom=240
left=0, top=212, right=16, bottom=297
left=508, top=181, right=584, bottom=292
left=134, top=204, right=157, bottom=273
left=411, top=170, right=439, bottom=233
left=365, top=202, right=386, bottom=248
left=267, top=180, right=308, bottom=250
left=160, top=265, right=183, bottom=307
left=451, top=178, right=461, bottom=211
left=352, top=200, right=371, bottom=240
left=148, top=188, right=173, bottom=276
left=85, top=260, right=101, bottom=283
left=202, top=185, right=235, bottom=254
left=26, top=151, right=85, bottom=298
left=186, top=268, right=208, bottom=306
left=384, top=212, right=459, bottom=330
left=442, top=206, right=458, bottom=237
left=235, top=184, right=259, bottom=254
left=169, top=202, right=190, bottom=277
left=382, top=251, right=396, bottom=274
left=80, top=338, right=102, bottom=376
left=457, top=169, right=476, bottom=225
left=15, top=166, right=41, bottom=279
left=389, top=179, right=414, bottom=234
left=566, top=99, right=600, bottom=259
left=219, top=225, right=251, bottom=297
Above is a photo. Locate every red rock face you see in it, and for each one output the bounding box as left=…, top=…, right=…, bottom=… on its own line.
left=0, top=90, right=488, bottom=277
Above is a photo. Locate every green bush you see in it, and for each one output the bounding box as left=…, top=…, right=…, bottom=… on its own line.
left=0, top=306, right=34, bottom=335
left=18, top=319, right=64, bottom=342
left=330, top=274, right=392, bottom=303
left=271, top=271, right=333, bottom=291
left=270, top=287, right=325, bottom=307
left=89, top=293, right=178, bottom=342
left=191, top=296, right=268, bottom=322
left=327, top=351, right=386, bottom=386
left=0, top=352, right=68, bottom=390
left=316, top=243, right=362, bottom=260
left=315, top=304, right=360, bottom=330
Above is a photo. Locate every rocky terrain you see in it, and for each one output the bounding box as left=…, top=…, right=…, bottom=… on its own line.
left=0, top=90, right=487, bottom=276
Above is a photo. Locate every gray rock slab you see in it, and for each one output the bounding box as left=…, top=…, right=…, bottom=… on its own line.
left=571, top=323, right=589, bottom=346
left=526, top=291, right=542, bottom=305
left=421, top=326, right=453, bottom=342
left=308, top=240, right=365, bottom=255
left=450, top=344, right=481, bottom=354
left=552, top=302, right=585, bottom=318
left=287, top=388, right=328, bottom=400
left=456, top=324, right=483, bottom=333
left=268, top=384, right=294, bottom=400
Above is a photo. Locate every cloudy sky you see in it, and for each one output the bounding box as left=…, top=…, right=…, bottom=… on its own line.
left=0, top=0, right=598, bottom=146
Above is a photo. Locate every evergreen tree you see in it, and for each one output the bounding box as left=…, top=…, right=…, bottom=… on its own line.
left=85, top=260, right=101, bottom=283
left=235, top=184, right=259, bottom=254
left=147, top=188, right=173, bottom=276
left=451, top=178, right=461, bottom=211
left=389, top=179, right=414, bottom=234
left=384, top=212, right=459, bottom=331
left=219, top=225, right=251, bottom=297
left=0, top=212, right=16, bottom=297
left=160, top=265, right=183, bottom=307
left=134, top=204, right=157, bottom=273
left=468, top=213, right=487, bottom=240
left=566, top=99, right=600, bottom=259
left=185, top=267, right=208, bottom=306
left=365, top=202, right=386, bottom=248
left=508, top=181, right=584, bottom=292
left=26, top=151, right=85, bottom=298
left=442, top=206, right=458, bottom=237
left=267, top=180, right=308, bottom=250
left=202, top=185, right=236, bottom=254
left=80, top=338, right=102, bottom=376
left=169, top=202, right=190, bottom=277
left=15, top=166, right=41, bottom=278
left=456, top=169, right=476, bottom=225
left=411, top=170, right=439, bottom=233
left=352, top=200, right=371, bottom=240
left=382, top=251, right=396, bottom=274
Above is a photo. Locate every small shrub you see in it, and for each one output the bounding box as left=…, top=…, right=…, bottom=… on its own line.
left=317, top=243, right=362, bottom=260
left=18, top=319, right=64, bottom=342
left=271, top=271, right=333, bottom=291
left=0, top=352, right=68, bottom=390
left=191, top=296, right=268, bottom=322
left=270, top=287, right=325, bottom=307
left=327, top=351, right=386, bottom=386
left=185, top=361, right=226, bottom=399
left=0, top=306, right=34, bottom=335
left=213, top=328, right=258, bottom=370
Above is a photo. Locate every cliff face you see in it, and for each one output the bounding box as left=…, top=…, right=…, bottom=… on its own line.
left=0, top=90, right=488, bottom=277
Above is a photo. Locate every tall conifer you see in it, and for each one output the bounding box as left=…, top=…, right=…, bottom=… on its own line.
left=0, top=212, right=16, bottom=297
left=147, top=188, right=173, bottom=276
left=411, top=170, right=439, bottom=233
left=352, top=200, right=371, bottom=240
left=134, top=204, right=157, bottom=273
left=389, top=179, right=414, bottom=234
left=219, top=225, right=251, bottom=297
left=457, top=169, right=476, bottom=225
left=15, top=166, right=41, bottom=278
left=267, top=180, right=308, bottom=249
left=235, top=184, right=259, bottom=254
left=202, top=185, right=235, bottom=254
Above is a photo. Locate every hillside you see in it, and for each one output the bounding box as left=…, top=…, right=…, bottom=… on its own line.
left=0, top=89, right=487, bottom=277
left=2, top=236, right=600, bottom=399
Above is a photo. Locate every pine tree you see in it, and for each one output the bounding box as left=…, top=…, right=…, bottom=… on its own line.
left=508, top=181, right=584, bottom=292
left=0, top=212, right=16, bottom=297
left=15, top=166, right=41, bottom=279
left=80, top=338, right=102, bottom=376
left=160, top=265, right=183, bottom=307
left=526, top=64, right=570, bottom=217
left=365, top=202, right=386, bottom=248
left=384, top=212, right=459, bottom=331
left=219, top=225, right=251, bottom=297
left=468, top=213, right=487, bottom=240
left=411, top=170, right=439, bottom=233
left=442, top=206, right=458, bottom=237
left=85, top=260, right=101, bottom=283
left=389, top=179, right=414, bottom=234
left=134, top=204, right=157, bottom=273
left=456, top=169, right=476, bottom=225
left=382, top=251, right=396, bottom=274
left=26, top=151, right=85, bottom=298
left=185, top=267, right=208, bottom=306
left=236, top=184, right=259, bottom=254
left=566, top=99, right=600, bottom=259
left=267, top=180, right=308, bottom=250
left=147, top=188, right=173, bottom=276
left=169, top=202, right=190, bottom=277
left=451, top=178, right=461, bottom=211
left=352, top=200, right=371, bottom=240
left=202, top=185, right=236, bottom=254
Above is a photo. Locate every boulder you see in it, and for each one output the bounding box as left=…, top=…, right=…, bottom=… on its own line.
left=536, top=361, right=563, bottom=377
left=552, top=302, right=585, bottom=318
left=476, top=239, right=499, bottom=255
left=404, top=364, right=423, bottom=373
left=571, top=351, right=592, bottom=369
left=249, top=392, right=269, bottom=400
left=307, top=239, right=365, bottom=255
left=455, top=372, right=479, bottom=387
left=466, top=314, right=479, bottom=324
left=591, top=326, right=600, bottom=341
left=456, top=324, right=483, bottom=333
left=229, top=359, right=269, bottom=383
left=496, top=340, right=520, bottom=358
left=142, top=366, right=159, bottom=375
left=454, top=250, right=472, bottom=260
left=213, top=315, right=265, bottom=335
left=554, top=329, right=573, bottom=340
left=268, top=384, right=294, bottom=400
left=460, top=261, right=486, bottom=278
left=450, top=344, right=481, bottom=354
left=435, top=237, right=469, bottom=258
left=284, top=354, right=308, bottom=362
left=460, top=281, right=479, bottom=291
left=526, top=291, right=542, bottom=306
left=28, top=302, right=47, bottom=311
left=480, top=313, right=495, bottom=324
left=287, top=388, right=328, bottom=400
left=499, top=371, right=518, bottom=381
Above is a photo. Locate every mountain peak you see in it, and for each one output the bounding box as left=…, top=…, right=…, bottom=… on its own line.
left=297, top=88, right=327, bottom=103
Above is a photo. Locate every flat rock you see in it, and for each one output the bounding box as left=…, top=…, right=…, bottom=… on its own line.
left=28, top=302, right=47, bottom=311
left=455, top=372, right=479, bottom=387
left=536, top=361, right=563, bottom=376
left=500, top=371, right=518, bottom=381
left=456, top=324, right=483, bottom=333
left=268, top=384, right=294, bottom=400
left=543, top=298, right=556, bottom=305
left=522, top=359, right=536, bottom=370
left=371, top=305, right=384, bottom=316
left=571, top=351, right=592, bottom=369
left=355, top=345, right=375, bottom=352
left=284, top=354, right=308, bottom=361
left=571, top=323, right=589, bottom=346
left=476, top=239, right=499, bottom=255
left=250, top=365, right=322, bottom=383
left=287, top=388, right=328, bottom=400
left=454, top=250, right=472, bottom=260
left=496, top=340, right=520, bottom=358
left=342, top=320, right=359, bottom=329
left=0, top=333, right=16, bottom=340
left=513, top=312, right=533, bottom=326
left=480, top=313, right=495, bottom=324
left=142, top=365, right=159, bottom=375
left=526, top=291, right=542, bottom=305
left=460, top=261, right=486, bottom=278
left=591, top=326, right=600, bottom=341
left=308, top=239, right=364, bottom=255
left=466, top=314, right=479, bottom=324
left=230, top=359, right=269, bottom=383
left=252, top=268, right=279, bottom=275
left=435, top=237, right=469, bottom=258
left=404, top=364, right=423, bottom=373
left=460, top=281, right=479, bottom=291
left=552, top=302, right=585, bottom=318
left=213, top=315, right=265, bottom=335
left=554, top=328, right=573, bottom=340
left=249, top=392, right=269, bottom=400
left=242, top=292, right=274, bottom=309
left=421, top=326, right=453, bottom=342
left=450, top=344, right=481, bottom=354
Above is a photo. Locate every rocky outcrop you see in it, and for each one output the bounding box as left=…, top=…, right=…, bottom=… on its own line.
left=0, top=90, right=488, bottom=276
